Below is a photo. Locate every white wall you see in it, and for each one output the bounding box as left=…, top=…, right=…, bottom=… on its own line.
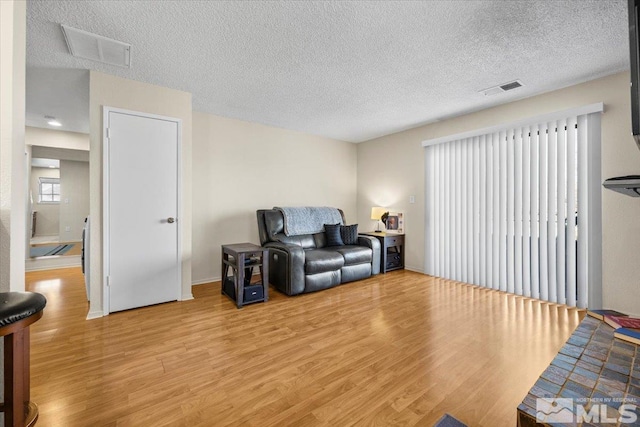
left=30, top=167, right=60, bottom=237
left=357, top=71, right=640, bottom=316
left=89, top=71, right=193, bottom=318
left=0, top=0, right=26, bottom=293
left=24, top=144, right=31, bottom=257
left=1, top=0, right=26, bottom=412
left=192, top=112, right=358, bottom=284
left=59, top=160, right=89, bottom=241
left=31, top=146, right=90, bottom=163
left=26, top=126, right=89, bottom=151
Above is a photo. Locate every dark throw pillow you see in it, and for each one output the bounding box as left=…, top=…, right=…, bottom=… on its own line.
left=340, top=224, right=358, bottom=245
left=324, top=223, right=344, bottom=247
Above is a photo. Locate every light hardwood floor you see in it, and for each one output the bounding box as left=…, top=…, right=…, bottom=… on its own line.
left=26, top=268, right=583, bottom=426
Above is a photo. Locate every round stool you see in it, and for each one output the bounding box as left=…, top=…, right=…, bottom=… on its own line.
left=0, top=292, right=46, bottom=427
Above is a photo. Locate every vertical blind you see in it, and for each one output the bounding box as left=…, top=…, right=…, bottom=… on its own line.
left=423, top=104, right=603, bottom=308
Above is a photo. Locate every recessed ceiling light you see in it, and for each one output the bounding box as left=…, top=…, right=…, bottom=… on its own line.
left=45, top=116, right=62, bottom=127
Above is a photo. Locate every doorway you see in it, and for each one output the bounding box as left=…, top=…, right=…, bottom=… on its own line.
left=24, top=68, right=90, bottom=278
left=26, top=143, right=90, bottom=272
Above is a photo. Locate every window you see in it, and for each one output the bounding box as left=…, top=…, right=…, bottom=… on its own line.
left=39, top=177, right=60, bottom=203
left=422, top=103, right=603, bottom=309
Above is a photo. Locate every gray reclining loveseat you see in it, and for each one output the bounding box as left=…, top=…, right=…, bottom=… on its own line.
left=256, top=208, right=381, bottom=296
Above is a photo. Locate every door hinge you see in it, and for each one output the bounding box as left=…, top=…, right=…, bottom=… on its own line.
left=106, top=276, right=110, bottom=287
left=106, top=128, right=111, bottom=139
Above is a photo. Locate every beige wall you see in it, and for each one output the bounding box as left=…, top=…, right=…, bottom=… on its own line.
left=0, top=0, right=26, bottom=292
left=30, top=167, right=60, bottom=236
left=192, top=112, right=357, bottom=283
left=357, top=71, right=640, bottom=315
left=26, top=126, right=89, bottom=151
left=59, top=160, right=89, bottom=241
left=89, top=71, right=193, bottom=318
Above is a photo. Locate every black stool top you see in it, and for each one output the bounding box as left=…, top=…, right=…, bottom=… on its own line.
left=0, top=292, right=46, bottom=327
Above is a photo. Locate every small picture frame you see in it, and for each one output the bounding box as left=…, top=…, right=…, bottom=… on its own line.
left=386, top=212, right=404, bottom=233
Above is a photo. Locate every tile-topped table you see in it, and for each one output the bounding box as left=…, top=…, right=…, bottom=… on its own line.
left=517, top=316, right=640, bottom=426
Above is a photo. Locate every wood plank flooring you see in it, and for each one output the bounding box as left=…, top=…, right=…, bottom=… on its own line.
left=26, top=268, right=583, bottom=426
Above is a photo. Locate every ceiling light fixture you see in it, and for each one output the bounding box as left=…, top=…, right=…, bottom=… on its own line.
left=45, top=116, right=62, bottom=127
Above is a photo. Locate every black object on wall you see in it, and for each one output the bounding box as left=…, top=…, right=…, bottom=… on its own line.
left=629, top=0, right=640, bottom=150
left=603, top=175, right=640, bottom=197
left=603, top=1, right=640, bottom=197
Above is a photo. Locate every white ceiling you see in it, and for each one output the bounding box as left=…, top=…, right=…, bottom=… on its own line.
left=26, top=68, right=89, bottom=133
left=26, top=0, right=629, bottom=143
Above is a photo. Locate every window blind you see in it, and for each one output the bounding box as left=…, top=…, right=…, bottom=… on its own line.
left=423, top=104, right=603, bottom=308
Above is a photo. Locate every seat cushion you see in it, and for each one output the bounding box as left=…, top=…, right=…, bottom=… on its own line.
left=335, top=245, right=372, bottom=265
left=304, top=249, right=345, bottom=274
left=0, top=292, right=47, bottom=327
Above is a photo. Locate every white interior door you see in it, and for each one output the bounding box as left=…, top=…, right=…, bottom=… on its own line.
left=104, top=108, right=180, bottom=313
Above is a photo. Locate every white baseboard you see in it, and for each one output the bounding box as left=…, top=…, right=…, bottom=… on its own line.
left=192, top=276, right=220, bottom=286
left=192, top=272, right=264, bottom=286
left=195, top=267, right=419, bottom=285
left=26, top=255, right=81, bottom=272
left=181, top=293, right=194, bottom=301
left=86, top=310, right=103, bottom=320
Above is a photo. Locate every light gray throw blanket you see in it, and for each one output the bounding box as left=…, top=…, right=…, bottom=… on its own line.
left=274, top=207, right=343, bottom=236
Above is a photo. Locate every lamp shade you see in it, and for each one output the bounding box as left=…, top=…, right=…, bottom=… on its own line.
left=371, top=206, right=386, bottom=220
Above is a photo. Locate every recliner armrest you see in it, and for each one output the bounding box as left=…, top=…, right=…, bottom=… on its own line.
left=357, top=236, right=381, bottom=275
left=263, top=242, right=306, bottom=295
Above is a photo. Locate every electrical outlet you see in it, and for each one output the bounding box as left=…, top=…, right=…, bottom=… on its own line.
left=64, top=198, right=69, bottom=204
left=409, top=195, right=416, bottom=204
left=65, top=226, right=70, bottom=232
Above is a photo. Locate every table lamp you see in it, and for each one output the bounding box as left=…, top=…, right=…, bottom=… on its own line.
left=371, top=207, right=386, bottom=232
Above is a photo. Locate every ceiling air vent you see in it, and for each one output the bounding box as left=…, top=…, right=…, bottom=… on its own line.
left=61, top=24, right=131, bottom=68
left=480, top=80, right=523, bottom=96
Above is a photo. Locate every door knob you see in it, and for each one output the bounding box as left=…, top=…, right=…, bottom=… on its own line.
left=167, top=217, right=176, bottom=223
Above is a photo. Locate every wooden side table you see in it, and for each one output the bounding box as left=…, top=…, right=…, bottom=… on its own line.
left=359, top=232, right=405, bottom=273
left=221, top=243, right=268, bottom=308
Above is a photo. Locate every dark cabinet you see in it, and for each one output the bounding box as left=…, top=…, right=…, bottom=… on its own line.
left=360, top=232, right=405, bottom=273
left=221, top=243, right=269, bottom=308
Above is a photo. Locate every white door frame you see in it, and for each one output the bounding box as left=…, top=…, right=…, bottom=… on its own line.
left=102, top=106, right=182, bottom=315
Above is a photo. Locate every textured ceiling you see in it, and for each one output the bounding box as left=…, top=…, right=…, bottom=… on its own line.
left=26, top=0, right=628, bottom=142
left=26, top=68, right=89, bottom=133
